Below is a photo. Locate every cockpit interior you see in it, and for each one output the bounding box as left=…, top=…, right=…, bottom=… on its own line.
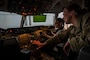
left=0, top=0, right=90, bottom=60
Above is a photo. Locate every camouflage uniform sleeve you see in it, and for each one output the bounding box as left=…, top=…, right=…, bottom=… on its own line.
left=45, top=26, right=74, bottom=46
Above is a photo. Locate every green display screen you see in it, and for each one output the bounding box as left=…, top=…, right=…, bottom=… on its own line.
left=33, top=15, right=46, bottom=22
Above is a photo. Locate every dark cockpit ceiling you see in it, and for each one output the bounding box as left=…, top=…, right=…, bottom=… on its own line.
left=0, top=0, right=83, bottom=15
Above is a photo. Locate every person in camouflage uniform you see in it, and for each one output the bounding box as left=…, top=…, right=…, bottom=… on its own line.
left=34, top=3, right=90, bottom=60
left=36, top=3, right=82, bottom=52
left=63, top=1, right=90, bottom=60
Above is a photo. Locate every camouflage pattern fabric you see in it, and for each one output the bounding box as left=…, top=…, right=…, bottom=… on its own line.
left=67, top=12, right=90, bottom=52
left=45, top=12, right=90, bottom=53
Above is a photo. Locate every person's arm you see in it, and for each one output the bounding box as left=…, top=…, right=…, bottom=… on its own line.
left=63, top=40, right=70, bottom=55
left=34, top=26, right=74, bottom=49
left=42, top=31, right=53, bottom=38
left=44, top=29, right=72, bottom=48
left=45, top=26, right=75, bottom=45
left=33, top=30, right=69, bottom=49
left=51, top=30, right=55, bottom=36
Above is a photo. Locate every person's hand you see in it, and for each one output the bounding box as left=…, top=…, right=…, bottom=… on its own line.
left=36, top=42, right=46, bottom=50
left=33, top=40, right=46, bottom=50
left=33, top=40, right=42, bottom=46
left=63, top=41, right=70, bottom=55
